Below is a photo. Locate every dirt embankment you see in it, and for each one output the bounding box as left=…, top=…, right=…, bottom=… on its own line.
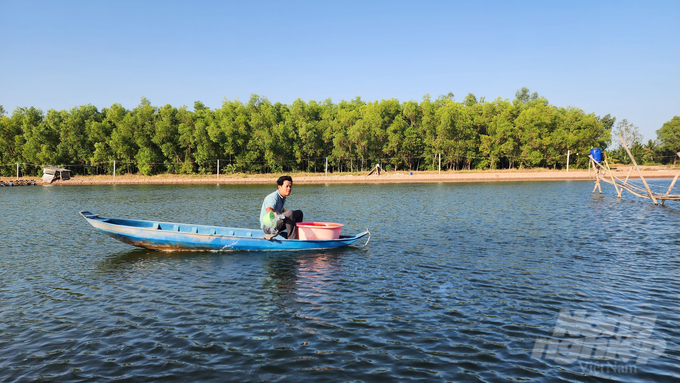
left=3, top=166, right=679, bottom=186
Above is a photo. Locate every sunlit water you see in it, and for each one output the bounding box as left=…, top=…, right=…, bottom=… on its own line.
left=1, top=180, right=679, bottom=382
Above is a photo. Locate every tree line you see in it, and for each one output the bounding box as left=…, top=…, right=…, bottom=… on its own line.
left=0, top=88, right=677, bottom=177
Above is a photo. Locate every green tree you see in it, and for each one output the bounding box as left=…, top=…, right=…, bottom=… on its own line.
left=129, top=98, right=162, bottom=175
left=553, top=107, right=608, bottom=169
left=191, top=101, right=220, bottom=174
left=398, top=100, right=424, bottom=170
left=515, top=102, right=557, bottom=168
left=434, top=99, right=477, bottom=170
left=479, top=98, right=518, bottom=169
left=611, top=119, right=643, bottom=149
left=247, top=95, right=283, bottom=173
left=286, top=99, right=324, bottom=172
left=19, top=107, right=60, bottom=167
left=88, top=106, right=115, bottom=173
left=0, top=91, right=622, bottom=175
left=214, top=98, right=250, bottom=173
left=153, top=104, right=181, bottom=172
left=419, top=94, right=439, bottom=170
left=656, top=116, right=680, bottom=164
left=330, top=98, right=362, bottom=172
left=608, top=119, right=643, bottom=164
left=0, top=110, right=23, bottom=175
left=107, top=103, right=137, bottom=174
left=514, top=87, right=538, bottom=105
left=58, top=105, right=101, bottom=173
left=463, top=93, right=477, bottom=107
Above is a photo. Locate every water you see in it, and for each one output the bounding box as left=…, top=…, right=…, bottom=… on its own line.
left=1, top=181, right=679, bottom=382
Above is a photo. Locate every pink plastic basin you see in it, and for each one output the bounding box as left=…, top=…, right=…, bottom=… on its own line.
left=297, top=222, right=344, bottom=240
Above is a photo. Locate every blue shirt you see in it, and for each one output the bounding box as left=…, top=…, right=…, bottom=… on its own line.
left=260, top=190, right=286, bottom=228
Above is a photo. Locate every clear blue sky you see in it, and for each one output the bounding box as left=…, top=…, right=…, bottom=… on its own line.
left=1, top=0, right=678, bottom=141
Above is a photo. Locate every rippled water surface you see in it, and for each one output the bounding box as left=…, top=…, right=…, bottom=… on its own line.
left=1, top=181, right=679, bottom=382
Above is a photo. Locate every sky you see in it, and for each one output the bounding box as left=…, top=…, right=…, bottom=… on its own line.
left=1, top=0, right=678, bottom=141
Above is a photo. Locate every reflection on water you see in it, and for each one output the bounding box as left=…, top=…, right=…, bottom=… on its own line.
left=1, top=181, right=679, bottom=382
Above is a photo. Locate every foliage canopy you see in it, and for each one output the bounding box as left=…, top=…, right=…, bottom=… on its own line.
left=1, top=93, right=670, bottom=177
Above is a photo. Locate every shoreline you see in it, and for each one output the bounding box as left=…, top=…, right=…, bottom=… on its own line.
left=4, top=166, right=680, bottom=186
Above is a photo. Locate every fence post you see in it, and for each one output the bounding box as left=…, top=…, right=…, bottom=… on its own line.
left=438, top=154, right=441, bottom=174
left=567, top=150, right=570, bottom=172
left=217, top=160, right=220, bottom=179
left=325, top=157, right=328, bottom=176
left=16, top=163, right=19, bottom=179
left=113, top=160, right=116, bottom=181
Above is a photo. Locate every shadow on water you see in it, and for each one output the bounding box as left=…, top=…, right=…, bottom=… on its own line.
left=97, top=248, right=202, bottom=270
left=97, top=245, right=364, bottom=273
left=263, top=251, right=349, bottom=297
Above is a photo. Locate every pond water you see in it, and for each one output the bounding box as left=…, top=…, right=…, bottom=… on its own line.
left=1, top=180, right=679, bottom=382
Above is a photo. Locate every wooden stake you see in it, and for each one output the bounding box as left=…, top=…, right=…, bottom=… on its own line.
left=660, top=173, right=679, bottom=206
left=619, top=134, right=657, bottom=204
left=623, top=167, right=633, bottom=185
left=603, top=158, right=621, bottom=197
left=598, top=177, right=602, bottom=193
left=567, top=150, right=570, bottom=172
left=591, top=158, right=603, bottom=193
left=618, top=167, right=633, bottom=198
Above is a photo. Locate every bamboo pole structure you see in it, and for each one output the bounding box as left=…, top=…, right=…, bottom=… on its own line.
left=590, top=144, right=680, bottom=204
left=618, top=167, right=633, bottom=198
left=619, top=134, right=657, bottom=204
left=661, top=174, right=679, bottom=206
left=603, top=157, right=621, bottom=197
left=591, top=161, right=602, bottom=194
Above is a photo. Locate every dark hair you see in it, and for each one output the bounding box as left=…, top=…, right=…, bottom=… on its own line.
left=277, top=175, right=293, bottom=186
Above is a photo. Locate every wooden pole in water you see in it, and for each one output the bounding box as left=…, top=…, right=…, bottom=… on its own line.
left=603, top=157, right=621, bottom=197
left=619, top=134, right=657, bottom=204
left=591, top=158, right=602, bottom=194
left=618, top=167, right=633, bottom=197
left=623, top=167, right=633, bottom=185
left=660, top=173, right=679, bottom=206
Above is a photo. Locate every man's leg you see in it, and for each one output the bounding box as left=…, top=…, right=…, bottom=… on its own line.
left=281, top=210, right=303, bottom=239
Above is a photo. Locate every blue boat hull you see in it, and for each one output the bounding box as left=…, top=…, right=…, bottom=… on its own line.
left=79, top=211, right=369, bottom=252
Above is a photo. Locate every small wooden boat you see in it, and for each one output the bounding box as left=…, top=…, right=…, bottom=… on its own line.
left=79, top=211, right=370, bottom=252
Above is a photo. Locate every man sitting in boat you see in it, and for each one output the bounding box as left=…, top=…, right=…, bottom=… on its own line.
left=260, top=175, right=304, bottom=239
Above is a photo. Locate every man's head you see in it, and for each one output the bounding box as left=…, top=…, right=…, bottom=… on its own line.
left=277, top=175, right=293, bottom=198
